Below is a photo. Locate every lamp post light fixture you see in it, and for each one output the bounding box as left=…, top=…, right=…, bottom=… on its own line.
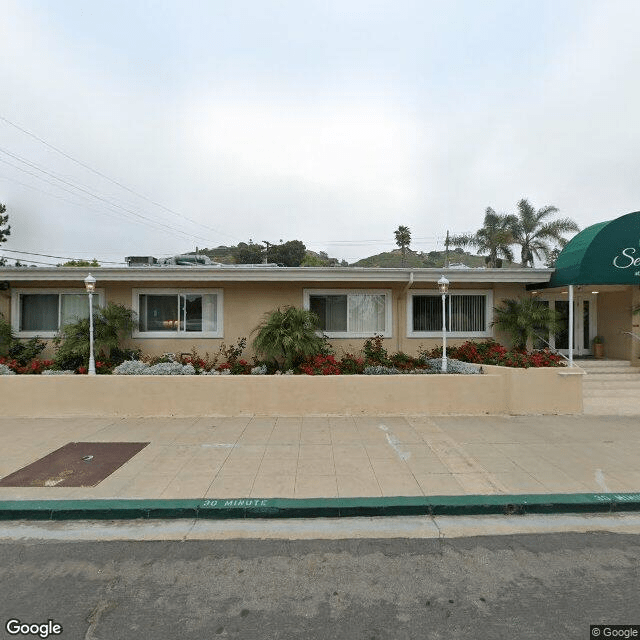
left=437, top=275, right=449, bottom=373
left=84, top=273, right=96, bottom=376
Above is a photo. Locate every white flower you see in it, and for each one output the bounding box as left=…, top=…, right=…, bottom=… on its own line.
left=251, top=365, right=268, bottom=375
left=41, top=370, right=75, bottom=375
left=0, top=364, right=16, bottom=375
left=113, top=360, right=150, bottom=375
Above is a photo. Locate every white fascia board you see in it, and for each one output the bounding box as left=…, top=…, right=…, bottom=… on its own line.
left=0, top=266, right=553, bottom=284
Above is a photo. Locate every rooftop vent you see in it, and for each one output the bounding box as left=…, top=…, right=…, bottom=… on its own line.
left=125, top=256, right=158, bottom=266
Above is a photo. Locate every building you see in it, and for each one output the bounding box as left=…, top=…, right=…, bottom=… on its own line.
left=1, top=210, right=639, bottom=364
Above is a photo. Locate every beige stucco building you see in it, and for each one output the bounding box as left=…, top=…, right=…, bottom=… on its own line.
left=3, top=209, right=640, bottom=366
left=1, top=265, right=558, bottom=360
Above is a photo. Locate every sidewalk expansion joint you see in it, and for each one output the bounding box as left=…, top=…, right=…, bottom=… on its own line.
left=0, top=493, right=640, bottom=520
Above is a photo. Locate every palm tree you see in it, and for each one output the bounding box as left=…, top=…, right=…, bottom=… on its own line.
left=252, top=306, right=326, bottom=370
left=511, top=199, right=579, bottom=267
left=394, top=226, right=411, bottom=266
left=449, top=208, right=517, bottom=268
left=492, top=298, right=560, bottom=350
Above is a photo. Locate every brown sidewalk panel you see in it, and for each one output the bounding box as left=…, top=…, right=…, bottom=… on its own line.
left=0, top=442, right=149, bottom=487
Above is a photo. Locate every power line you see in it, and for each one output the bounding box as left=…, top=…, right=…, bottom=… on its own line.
left=0, top=147, right=223, bottom=245
left=0, top=248, right=123, bottom=264
left=0, top=172, right=144, bottom=223
left=0, top=114, right=239, bottom=242
left=0, top=156, right=190, bottom=236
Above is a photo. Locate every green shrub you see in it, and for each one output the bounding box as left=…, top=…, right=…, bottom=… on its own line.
left=362, top=335, right=391, bottom=366
left=0, top=313, right=47, bottom=368
left=252, top=306, right=326, bottom=370
left=0, top=314, right=13, bottom=357
left=53, top=303, right=136, bottom=372
left=338, top=353, right=365, bottom=375
left=492, top=298, right=559, bottom=350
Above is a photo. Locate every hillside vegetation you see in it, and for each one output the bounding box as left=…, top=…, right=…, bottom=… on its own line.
left=191, top=245, right=514, bottom=268
left=352, top=248, right=515, bottom=268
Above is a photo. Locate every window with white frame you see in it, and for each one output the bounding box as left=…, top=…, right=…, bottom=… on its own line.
left=132, top=289, right=222, bottom=338
left=11, top=289, right=103, bottom=337
left=408, top=290, right=492, bottom=338
left=303, top=289, right=392, bottom=337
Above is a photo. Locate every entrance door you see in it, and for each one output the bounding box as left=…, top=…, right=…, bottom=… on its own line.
left=536, top=293, right=597, bottom=356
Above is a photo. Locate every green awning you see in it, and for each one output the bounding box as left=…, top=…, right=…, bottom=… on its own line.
left=548, top=210, right=640, bottom=287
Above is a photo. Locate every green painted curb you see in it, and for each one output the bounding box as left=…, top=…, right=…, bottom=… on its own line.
left=0, top=492, right=639, bottom=520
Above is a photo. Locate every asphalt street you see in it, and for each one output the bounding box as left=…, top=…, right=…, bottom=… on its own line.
left=1, top=531, right=639, bottom=639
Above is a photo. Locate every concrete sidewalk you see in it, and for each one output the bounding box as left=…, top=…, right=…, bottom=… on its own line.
left=1, top=415, right=639, bottom=506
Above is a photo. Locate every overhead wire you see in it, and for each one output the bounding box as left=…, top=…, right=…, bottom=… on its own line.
left=0, top=146, right=223, bottom=245
left=0, top=114, right=239, bottom=242
left=0, top=248, right=123, bottom=264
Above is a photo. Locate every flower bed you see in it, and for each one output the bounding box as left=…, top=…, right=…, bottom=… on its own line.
left=0, top=338, right=565, bottom=376
left=421, top=340, right=565, bottom=368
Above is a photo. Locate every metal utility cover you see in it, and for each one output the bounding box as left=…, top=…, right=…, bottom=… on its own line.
left=0, top=442, right=149, bottom=487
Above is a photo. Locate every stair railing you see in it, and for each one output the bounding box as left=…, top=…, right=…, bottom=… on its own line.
left=531, top=333, right=581, bottom=368
left=621, top=331, right=640, bottom=344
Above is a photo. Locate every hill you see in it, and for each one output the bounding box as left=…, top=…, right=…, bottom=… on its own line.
left=351, top=248, right=515, bottom=268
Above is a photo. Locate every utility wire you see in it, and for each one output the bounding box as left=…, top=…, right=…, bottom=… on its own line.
left=0, top=147, right=222, bottom=245
left=0, top=248, right=123, bottom=264
left=0, top=114, right=239, bottom=242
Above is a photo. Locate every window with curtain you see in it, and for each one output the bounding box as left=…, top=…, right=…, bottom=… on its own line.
left=17, top=291, right=93, bottom=334
left=307, top=291, right=389, bottom=336
left=135, top=290, right=220, bottom=337
left=410, top=293, right=490, bottom=336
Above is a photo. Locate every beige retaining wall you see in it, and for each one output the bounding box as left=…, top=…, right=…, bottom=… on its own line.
left=0, top=367, right=583, bottom=417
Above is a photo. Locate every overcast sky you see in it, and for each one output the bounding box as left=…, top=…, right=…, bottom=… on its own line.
left=1, top=0, right=639, bottom=265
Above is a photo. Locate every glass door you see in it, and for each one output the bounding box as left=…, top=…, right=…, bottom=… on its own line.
left=536, top=293, right=597, bottom=356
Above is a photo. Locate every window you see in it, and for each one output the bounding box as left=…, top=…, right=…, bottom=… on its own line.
left=12, top=289, right=100, bottom=337
left=408, top=291, right=492, bottom=338
left=132, top=289, right=222, bottom=338
left=303, top=289, right=392, bottom=337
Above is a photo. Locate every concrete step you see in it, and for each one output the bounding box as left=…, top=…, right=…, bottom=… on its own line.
left=584, top=383, right=640, bottom=392
left=576, top=359, right=633, bottom=369
left=583, top=373, right=640, bottom=382
left=583, top=368, right=640, bottom=376
left=584, top=389, right=640, bottom=398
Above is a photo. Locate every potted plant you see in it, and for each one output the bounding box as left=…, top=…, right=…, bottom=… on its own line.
left=592, top=335, right=605, bottom=359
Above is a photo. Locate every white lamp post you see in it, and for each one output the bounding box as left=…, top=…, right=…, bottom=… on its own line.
left=438, top=275, right=449, bottom=373
left=84, top=274, right=96, bottom=375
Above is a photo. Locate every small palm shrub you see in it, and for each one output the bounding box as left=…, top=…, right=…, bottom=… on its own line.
left=252, top=306, right=326, bottom=370
left=492, top=298, right=559, bottom=350
left=53, top=303, right=136, bottom=372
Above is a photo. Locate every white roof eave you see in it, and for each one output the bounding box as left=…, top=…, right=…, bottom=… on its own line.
left=0, top=266, right=554, bottom=284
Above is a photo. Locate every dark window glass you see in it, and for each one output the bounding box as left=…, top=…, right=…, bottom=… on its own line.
left=412, top=296, right=442, bottom=332
left=309, top=295, right=347, bottom=332
left=139, top=294, right=178, bottom=332
left=20, top=294, right=59, bottom=332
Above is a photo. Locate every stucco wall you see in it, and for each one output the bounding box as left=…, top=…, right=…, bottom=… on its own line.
left=597, top=290, right=632, bottom=360
left=0, top=366, right=582, bottom=416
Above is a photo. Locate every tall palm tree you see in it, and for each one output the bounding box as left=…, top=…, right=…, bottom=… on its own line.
left=450, top=208, right=517, bottom=268
left=511, top=199, right=579, bottom=267
left=394, top=225, right=411, bottom=266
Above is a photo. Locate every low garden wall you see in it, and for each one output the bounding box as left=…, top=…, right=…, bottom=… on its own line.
left=0, top=367, right=583, bottom=416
